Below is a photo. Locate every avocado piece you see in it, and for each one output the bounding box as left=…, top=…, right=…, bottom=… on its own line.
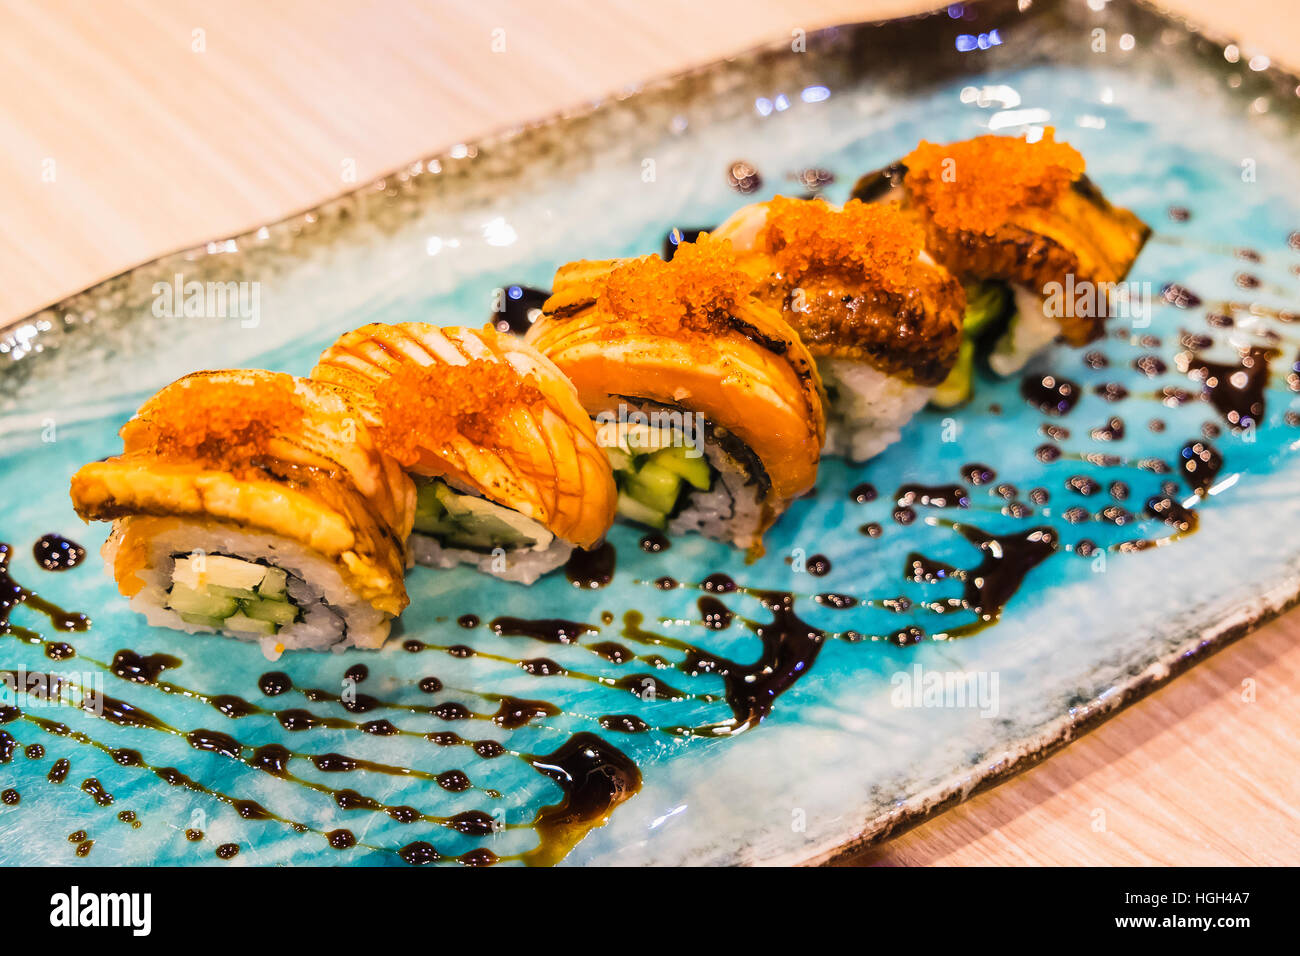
left=931, top=338, right=976, bottom=408
left=439, top=502, right=542, bottom=550
left=414, top=478, right=551, bottom=551
left=172, top=554, right=269, bottom=592
left=651, top=446, right=712, bottom=491
left=616, top=492, right=667, bottom=529
left=962, top=280, right=1011, bottom=337
left=166, top=584, right=238, bottom=620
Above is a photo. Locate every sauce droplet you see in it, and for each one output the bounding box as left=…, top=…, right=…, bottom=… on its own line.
left=1020, top=374, right=1081, bottom=415
left=33, top=535, right=85, bottom=572
left=726, top=160, right=762, bottom=194
left=564, top=541, right=616, bottom=589
left=492, top=285, right=549, bottom=335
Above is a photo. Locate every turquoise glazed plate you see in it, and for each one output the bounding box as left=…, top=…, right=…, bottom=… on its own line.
left=2, top=0, right=1299, bottom=866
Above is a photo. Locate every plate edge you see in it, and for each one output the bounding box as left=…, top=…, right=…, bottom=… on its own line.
left=797, top=574, right=1300, bottom=867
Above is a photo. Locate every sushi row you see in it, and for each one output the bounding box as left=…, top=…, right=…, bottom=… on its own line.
left=68, top=131, right=1148, bottom=658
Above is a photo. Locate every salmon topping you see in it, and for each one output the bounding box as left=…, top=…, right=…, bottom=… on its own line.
left=903, top=129, right=1086, bottom=234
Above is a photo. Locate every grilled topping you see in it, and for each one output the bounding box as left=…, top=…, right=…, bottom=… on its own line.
left=735, top=197, right=965, bottom=383
left=756, top=196, right=929, bottom=296
left=902, top=129, right=1085, bottom=234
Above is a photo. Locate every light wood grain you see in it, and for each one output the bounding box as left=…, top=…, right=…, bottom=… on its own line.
left=0, top=0, right=1296, bottom=865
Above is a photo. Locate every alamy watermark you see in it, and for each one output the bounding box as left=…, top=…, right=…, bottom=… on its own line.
left=1042, top=275, right=1153, bottom=328
left=49, top=886, right=151, bottom=936
left=1, top=669, right=105, bottom=715
left=152, top=273, right=260, bottom=328
left=890, top=663, right=1000, bottom=717
left=595, top=403, right=705, bottom=458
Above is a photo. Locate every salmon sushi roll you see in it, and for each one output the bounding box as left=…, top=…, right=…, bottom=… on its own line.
left=525, top=235, right=826, bottom=554
left=852, top=129, right=1151, bottom=378
left=69, top=370, right=414, bottom=659
left=713, top=195, right=966, bottom=460
left=312, top=323, right=616, bottom=584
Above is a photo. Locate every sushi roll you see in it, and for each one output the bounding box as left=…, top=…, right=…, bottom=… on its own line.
left=69, top=369, right=414, bottom=659
left=713, top=195, right=966, bottom=461
left=852, top=129, right=1151, bottom=380
left=311, top=323, right=616, bottom=584
left=525, top=235, right=826, bottom=554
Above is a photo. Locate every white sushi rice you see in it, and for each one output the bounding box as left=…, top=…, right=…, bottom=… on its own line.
left=988, top=284, right=1061, bottom=377
left=818, top=358, right=932, bottom=463
left=410, top=534, right=574, bottom=586
left=102, top=518, right=391, bottom=660
left=667, top=433, right=766, bottom=552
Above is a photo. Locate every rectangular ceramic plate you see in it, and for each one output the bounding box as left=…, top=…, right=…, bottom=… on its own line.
left=2, top=0, right=1299, bottom=866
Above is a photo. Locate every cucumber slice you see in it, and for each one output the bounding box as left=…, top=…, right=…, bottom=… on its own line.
left=166, top=584, right=238, bottom=620
left=208, top=584, right=260, bottom=601
left=931, top=339, right=975, bottom=408
left=414, top=478, right=551, bottom=551
left=605, top=447, right=633, bottom=471
left=616, top=492, right=667, bottom=529
left=651, top=446, right=712, bottom=491
left=241, top=597, right=299, bottom=626
left=443, top=519, right=535, bottom=551
left=415, top=481, right=447, bottom=520
left=433, top=481, right=470, bottom=516
left=223, top=613, right=277, bottom=636
left=179, top=612, right=226, bottom=629
left=257, top=567, right=288, bottom=600
left=625, top=462, right=683, bottom=514
left=413, top=511, right=463, bottom=536
left=442, top=531, right=500, bottom=551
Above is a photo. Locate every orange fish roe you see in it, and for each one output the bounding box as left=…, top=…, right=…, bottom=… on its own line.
left=757, top=196, right=927, bottom=294
left=137, top=375, right=302, bottom=470
left=372, top=360, right=543, bottom=462
left=903, top=129, right=1085, bottom=234
left=602, top=235, right=754, bottom=334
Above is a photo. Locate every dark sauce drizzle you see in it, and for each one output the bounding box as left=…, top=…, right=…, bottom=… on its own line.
left=0, top=543, right=91, bottom=635
left=3, top=222, right=1281, bottom=865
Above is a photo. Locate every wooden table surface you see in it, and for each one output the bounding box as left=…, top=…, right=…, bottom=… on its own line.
left=2, top=0, right=1297, bottom=865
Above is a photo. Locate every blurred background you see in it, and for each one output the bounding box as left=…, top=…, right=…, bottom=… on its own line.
left=0, top=0, right=1295, bottom=864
